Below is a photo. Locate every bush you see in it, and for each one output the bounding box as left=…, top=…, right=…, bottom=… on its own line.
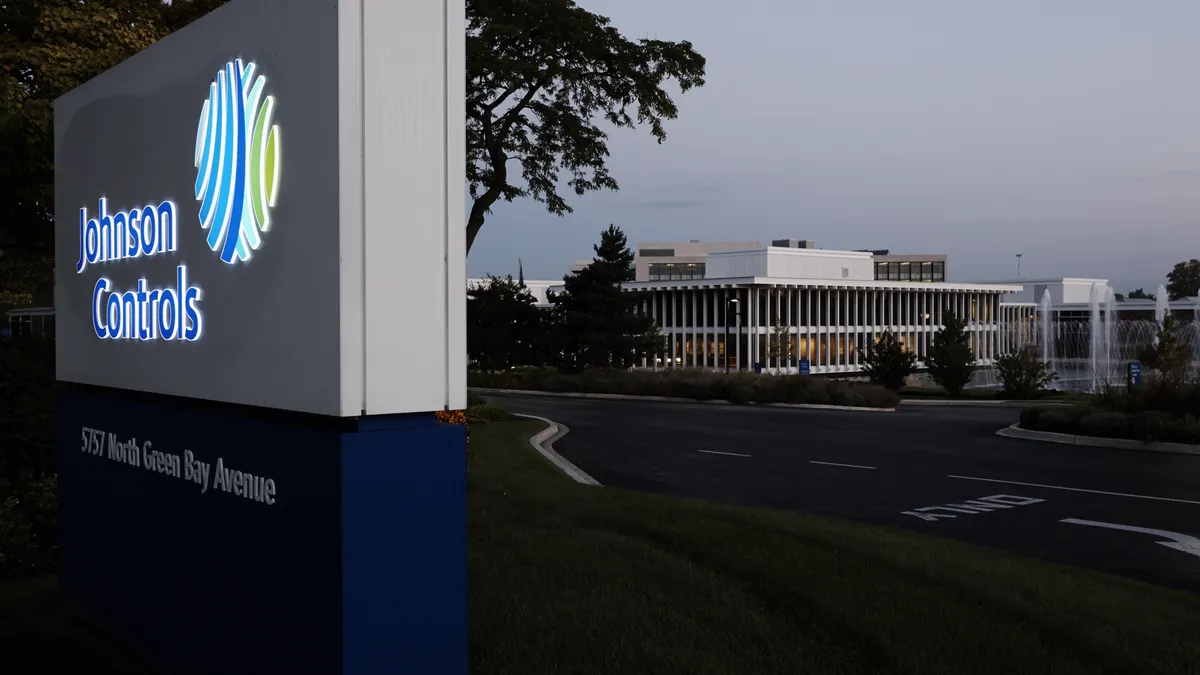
left=1020, top=404, right=1200, bottom=445
left=861, top=331, right=917, bottom=391
left=0, top=338, right=56, bottom=485
left=1079, top=412, right=1134, bottom=441
left=466, top=402, right=515, bottom=424
left=0, top=474, right=58, bottom=581
left=467, top=368, right=900, bottom=409
left=995, top=346, right=1056, bottom=400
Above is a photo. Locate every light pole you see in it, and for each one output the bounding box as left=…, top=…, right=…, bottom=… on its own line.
left=725, top=296, right=740, bottom=373
left=1016, top=253, right=1023, bottom=280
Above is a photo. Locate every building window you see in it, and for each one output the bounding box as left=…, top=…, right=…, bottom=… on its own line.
left=648, top=262, right=705, bottom=281
left=932, top=261, right=945, bottom=282
left=639, top=248, right=676, bottom=258
left=887, top=262, right=900, bottom=281
left=875, top=262, right=887, bottom=280
left=921, top=261, right=933, bottom=281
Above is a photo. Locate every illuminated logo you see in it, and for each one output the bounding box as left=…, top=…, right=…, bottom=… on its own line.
left=75, top=198, right=203, bottom=342
left=194, top=59, right=281, bottom=265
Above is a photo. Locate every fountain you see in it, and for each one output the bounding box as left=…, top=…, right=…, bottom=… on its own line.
left=1155, top=284, right=1171, bottom=323
left=1039, top=289, right=1055, bottom=377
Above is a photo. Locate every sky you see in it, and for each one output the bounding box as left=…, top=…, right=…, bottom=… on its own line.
left=466, top=0, right=1200, bottom=293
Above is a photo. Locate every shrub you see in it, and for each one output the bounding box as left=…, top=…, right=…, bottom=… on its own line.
left=0, top=339, right=56, bottom=486
left=861, top=332, right=917, bottom=391
left=466, top=402, right=515, bottom=424
left=1132, top=411, right=1175, bottom=443
left=995, top=346, right=1056, bottom=400
left=1079, top=412, right=1134, bottom=440
left=470, top=368, right=899, bottom=409
left=0, top=474, right=58, bottom=580
left=925, top=312, right=975, bottom=396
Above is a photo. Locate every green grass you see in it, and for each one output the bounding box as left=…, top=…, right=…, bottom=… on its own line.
left=468, top=422, right=1200, bottom=675
left=4, top=421, right=1199, bottom=674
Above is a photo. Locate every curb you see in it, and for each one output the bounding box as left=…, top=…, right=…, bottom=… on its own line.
left=900, top=399, right=1074, bottom=408
left=996, top=424, right=1200, bottom=457
left=901, top=399, right=1023, bottom=407
left=515, top=414, right=602, bottom=486
left=473, top=388, right=895, bottom=413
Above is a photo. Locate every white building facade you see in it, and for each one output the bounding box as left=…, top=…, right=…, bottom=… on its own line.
left=625, top=246, right=1023, bottom=374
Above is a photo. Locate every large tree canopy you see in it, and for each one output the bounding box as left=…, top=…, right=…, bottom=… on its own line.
left=1165, top=259, right=1200, bottom=301
left=0, top=0, right=225, bottom=302
left=466, top=0, right=706, bottom=251
left=0, top=0, right=706, bottom=302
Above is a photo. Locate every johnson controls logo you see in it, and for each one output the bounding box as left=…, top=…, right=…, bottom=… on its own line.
left=194, top=59, right=281, bottom=264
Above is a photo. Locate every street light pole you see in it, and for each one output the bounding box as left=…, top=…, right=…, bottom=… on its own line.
left=1016, top=253, right=1023, bottom=280
left=725, top=296, right=739, bottom=373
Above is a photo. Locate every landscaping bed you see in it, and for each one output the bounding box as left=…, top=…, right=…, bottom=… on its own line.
left=469, top=367, right=900, bottom=409
left=1020, top=381, right=1200, bottom=445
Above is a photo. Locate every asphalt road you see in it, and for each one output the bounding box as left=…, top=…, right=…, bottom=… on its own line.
left=487, top=393, right=1200, bottom=592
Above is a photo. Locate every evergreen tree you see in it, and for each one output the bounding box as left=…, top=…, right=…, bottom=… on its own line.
left=925, top=311, right=975, bottom=396
left=552, top=225, right=662, bottom=371
left=466, top=275, right=545, bottom=371
left=861, top=331, right=917, bottom=391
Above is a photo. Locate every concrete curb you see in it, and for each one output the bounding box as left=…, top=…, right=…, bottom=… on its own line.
left=996, top=423, right=1200, bottom=457
left=473, top=388, right=895, bottom=413
left=515, top=414, right=602, bottom=486
left=900, top=399, right=1074, bottom=408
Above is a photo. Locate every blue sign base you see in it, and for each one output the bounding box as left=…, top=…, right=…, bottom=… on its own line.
left=56, top=384, right=466, bottom=675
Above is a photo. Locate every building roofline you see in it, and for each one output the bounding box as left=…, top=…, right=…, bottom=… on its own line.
left=621, top=277, right=1022, bottom=292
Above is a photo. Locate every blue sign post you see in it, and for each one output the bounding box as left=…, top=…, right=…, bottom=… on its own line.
left=1128, top=361, right=1142, bottom=390
left=799, top=358, right=811, bottom=375
left=58, top=388, right=466, bottom=674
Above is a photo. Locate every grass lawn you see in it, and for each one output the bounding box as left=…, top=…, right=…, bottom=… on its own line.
left=4, top=421, right=1199, bottom=674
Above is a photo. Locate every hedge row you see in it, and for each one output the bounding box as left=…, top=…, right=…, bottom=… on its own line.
left=469, top=367, right=901, bottom=409
left=1020, top=406, right=1200, bottom=445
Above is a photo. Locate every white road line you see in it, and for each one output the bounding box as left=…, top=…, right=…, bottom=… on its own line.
left=698, top=450, right=752, bottom=458
left=947, top=475, right=1200, bottom=506
left=810, top=461, right=876, bottom=470
left=1061, top=518, right=1200, bottom=558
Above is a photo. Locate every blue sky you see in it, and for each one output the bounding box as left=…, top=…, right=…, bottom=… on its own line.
left=466, top=0, right=1200, bottom=293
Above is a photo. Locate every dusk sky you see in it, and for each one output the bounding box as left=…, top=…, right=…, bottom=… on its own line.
left=467, top=0, right=1200, bottom=293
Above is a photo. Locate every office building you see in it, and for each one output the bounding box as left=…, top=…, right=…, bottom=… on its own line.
left=625, top=245, right=1024, bottom=374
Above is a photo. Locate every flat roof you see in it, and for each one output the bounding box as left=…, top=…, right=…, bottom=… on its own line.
left=622, top=277, right=1022, bottom=293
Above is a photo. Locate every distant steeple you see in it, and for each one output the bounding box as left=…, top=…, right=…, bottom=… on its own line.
left=518, top=258, right=525, bottom=288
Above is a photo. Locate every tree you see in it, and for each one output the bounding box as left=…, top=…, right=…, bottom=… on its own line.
left=1137, top=315, right=1192, bottom=383
left=466, top=0, right=706, bottom=251
left=995, top=345, right=1056, bottom=400
left=861, top=331, right=917, bottom=391
left=552, top=225, right=662, bottom=371
left=925, top=311, right=975, bottom=396
left=0, top=0, right=228, bottom=301
left=1126, top=288, right=1156, bottom=301
left=1166, top=260, right=1200, bottom=300
left=766, top=319, right=793, bottom=372
left=467, top=275, right=546, bottom=371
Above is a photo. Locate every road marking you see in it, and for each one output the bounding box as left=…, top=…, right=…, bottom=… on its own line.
left=947, top=475, right=1200, bottom=506
left=809, top=461, right=876, bottom=470
left=698, top=450, right=752, bottom=458
left=903, top=494, right=1044, bottom=521
left=1061, top=518, right=1200, bottom=559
